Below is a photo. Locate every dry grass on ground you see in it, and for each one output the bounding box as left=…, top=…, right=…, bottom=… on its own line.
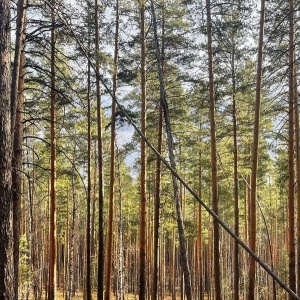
left=30, top=290, right=208, bottom=299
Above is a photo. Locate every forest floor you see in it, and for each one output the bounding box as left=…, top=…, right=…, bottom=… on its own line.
left=31, top=290, right=208, bottom=299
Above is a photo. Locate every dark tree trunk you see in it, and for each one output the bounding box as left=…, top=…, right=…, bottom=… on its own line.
left=288, top=0, right=296, bottom=296
left=48, top=0, right=57, bottom=298
left=0, top=0, right=14, bottom=298
left=206, top=1, right=222, bottom=299
left=105, top=1, right=119, bottom=299
left=94, top=0, right=105, bottom=299
left=139, top=1, right=147, bottom=299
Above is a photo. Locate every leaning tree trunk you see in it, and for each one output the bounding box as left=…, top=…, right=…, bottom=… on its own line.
left=0, top=0, right=14, bottom=298
left=150, top=2, right=192, bottom=299
left=248, top=1, right=265, bottom=299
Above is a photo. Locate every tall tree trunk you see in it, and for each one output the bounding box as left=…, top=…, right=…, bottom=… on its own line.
left=116, top=149, right=124, bottom=300
left=205, top=1, right=222, bottom=299
left=94, top=0, right=105, bottom=298
left=11, top=0, right=26, bottom=133
left=67, top=166, right=76, bottom=300
left=294, top=20, right=300, bottom=299
left=49, top=0, right=57, bottom=298
left=0, top=1, right=13, bottom=298
left=150, top=2, right=192, bottom=299
left=11, top=1, right=27, bottom=298
left=105, top=1, right=119, bottom=299
left=248, top=1, right=265, bottom=299
left=153, top=105, right=163, bottom=300
left=232, top=49, right=239, bottom=300
left=86, top=56, right=92, bottom=300
left=288, top=0, right=296, bottom=296
left=197, top=146, right=203, bottom=300
left=139, top=1, right=147, bottom=299
left=153, top=4, right=165, bottom=297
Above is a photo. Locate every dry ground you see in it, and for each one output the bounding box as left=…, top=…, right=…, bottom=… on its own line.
left=29, top=290, right=208, bottom=299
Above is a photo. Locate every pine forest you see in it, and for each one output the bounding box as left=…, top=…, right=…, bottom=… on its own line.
left=1, top=0, right=300, bottom=299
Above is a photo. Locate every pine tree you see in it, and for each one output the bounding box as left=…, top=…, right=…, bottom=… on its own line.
left=0, top=0, right=14, bottom=297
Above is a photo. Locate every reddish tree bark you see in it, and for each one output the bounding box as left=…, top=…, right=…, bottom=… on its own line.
left=11, top=1, right=27, bottom=298
left=248, top=1, right=265, bottom=299
left=206, top=1, right=222, bottom=298
left=105, top=1, right=119, bottom=299
left=0, top=0, right=14, bottom=298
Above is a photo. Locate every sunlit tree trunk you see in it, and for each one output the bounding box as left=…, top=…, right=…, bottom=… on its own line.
left=48, top=0, right=57, bottom=298
left=11, top=1, right=27, bottom=297
left=11, top=0, right=26, bottom=133
left=153, top=104, right=163, bottom=300
left=67, top=167, right=76, bottom=300
left=206, top=1, right=222, bottom=298
left=152, top=4, right=165, bottom=298
left=248, top=1, right=265, bottom=299
left=231, top=48, right=239, bottom=300
left=139, top=1, right=147, bottom=299
left=105, top=1, right=119, bottom=299
left=86, top=54, right=92, bottom=300
left=197, top=145, right=203, bottom=300
left=94, top=0, right=105, bottom=298
left=116, top=149, right=124, bottom=300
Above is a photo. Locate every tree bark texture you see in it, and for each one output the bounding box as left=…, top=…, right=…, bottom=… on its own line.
left=12, top=1, right=27, bottom=298
left=139, top=1, right=147, bottom=299
left=153, top=105, right=163, bottom=300
left=94, top=1, right=105, bottom=299
left=232, top=50, right=239, bottom=300
left=295, top=36, right=300, bottom=300
left=86, top=58, right=92, bottom=300
left=288, top=0, right=296, bottom=296
left=248, top=1, right=265, bottom=299
left=105, top=1, right=119, bottom=299
left=48, top=1, right=57, bottom=298
left=0, top=0, right=14, bottom=298
left=206, top=1, right=222, bottom=299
